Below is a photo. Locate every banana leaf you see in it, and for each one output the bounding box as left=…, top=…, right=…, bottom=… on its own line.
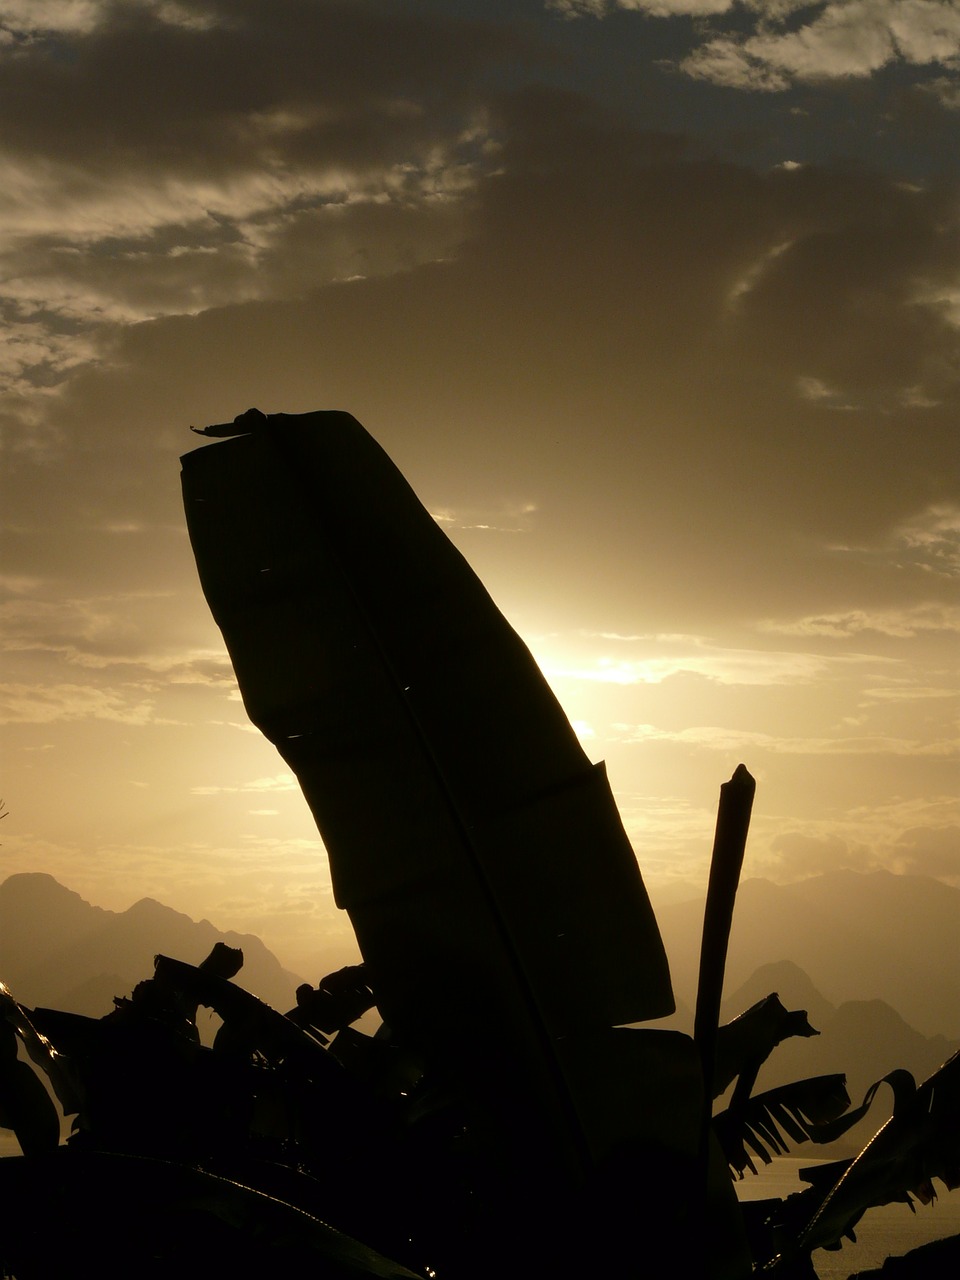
left=0, top=1021, right=60, bottom=1156
left=181, top=410, right=672, bottom=1035
left=1, top=979, right=81, bottom=1118
left=714, top=994, right=820, bottom=1101
left=763, top=1051, right=960, bottom=1271
left=289, top=965, right=377, bottom=1035
left=181, top=408, right=704, bottom=1276
left=181, top=411, right=673, bottom=1179
left=153, top=955, right=335, bottom=1064
left=714, top=1073, right=851, bottom=1177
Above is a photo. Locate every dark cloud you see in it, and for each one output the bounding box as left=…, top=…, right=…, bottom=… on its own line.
left=0, top=0, right=519, bottom=172
left=0, top=0, right=536, bottom=421
left=732, top=165, right=960, bottom=405
left=5, top=79, right=956, bottom=641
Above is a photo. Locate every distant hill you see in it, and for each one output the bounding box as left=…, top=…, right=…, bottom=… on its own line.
left=710, top=958, right=960, bottom=1157
left=652, top=956, right=958, bottom=1112
left=655, top=870, right=960, bottom=1039
left=0, top=873, right=299, bottom=1017
left=720, top=960, right=959, bottom=1095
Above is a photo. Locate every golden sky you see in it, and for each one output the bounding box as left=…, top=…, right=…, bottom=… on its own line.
left=1, top=0, right=958, bottom=976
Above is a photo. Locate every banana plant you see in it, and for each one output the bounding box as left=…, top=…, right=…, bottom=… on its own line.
left=182, top=408, right=718, bottom=1279
left=750, top=1051, right=960, bottom=1275
left=4, top=407, right=958, bottom=1279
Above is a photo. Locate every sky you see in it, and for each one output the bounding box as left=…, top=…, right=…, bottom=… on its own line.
left=1, top=0, right=958, bottom=979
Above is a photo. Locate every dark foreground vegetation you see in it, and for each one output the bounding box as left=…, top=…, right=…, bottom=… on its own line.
left=3, top=409, right=957, bottom=1277
left=2, top=933, right=959, bottom=1279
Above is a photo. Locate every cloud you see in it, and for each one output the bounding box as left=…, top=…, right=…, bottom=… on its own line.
left=0, top=589, right=235, bottom=683
left=893, top=503, right=960, bottom=576
left=862, top=684, right=957, bottom=701
left=0, top=2, right=513, bottom=175
left=683, top=8, right=893, bottom=89
left=0, top=681, right=158, bottom=724
left=894, top=823, right=960, bottom=876
left=0, top=574, right=43, bottom=594
left=0, top=591, right=155, bottom=655
left=541, top=633, right=867, bottom=686
left=768, top=829, right=872, bottom=876
left=612, top=721, right=959, bottom=755
left=3, top=73, right=955, bottom=666
left=6, top=55, right=960, bottom=465
left=763, top=601, right=960, bottom=637
left=922, top=74, right=960, bottom=108
left=549, top=1, right=734, bottom=14
left=189, top=773, right=299, bottom=796
left=0, top=312, right=102, bottom=391
left=550, top=0, right=960, bottom=90
left=0, top=0, right=952, bottom=963
left=0, top=0, right=106, bottom=36
left=431, top=500, right=538, bottom=532
left=725, top=171, right=960, bottom=411
left=790, top=503, right=960, bottom=589
left=674, top=1, right=960, bottom=90
left=0, top=20, right=955, bottom=756
left=0, top=0, right=520, bottom=397
left=754, top=810, right=960, bottom=882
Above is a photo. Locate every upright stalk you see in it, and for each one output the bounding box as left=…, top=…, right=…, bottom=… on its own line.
left=694, top=764, right=756, bottom=1271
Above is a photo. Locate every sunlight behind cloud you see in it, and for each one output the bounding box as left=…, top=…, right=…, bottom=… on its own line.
left=431, top=500, right=538, bottom=532
left=2, top=0, right=957, bottom=977
left=611, top=721, right=959, bottom=756
left=537, top=636, right=837, bottom=687
left=190, top=774, right=300, bottom=796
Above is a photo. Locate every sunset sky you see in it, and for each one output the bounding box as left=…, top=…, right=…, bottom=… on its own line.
left=2, top=0, right=958, bottom=978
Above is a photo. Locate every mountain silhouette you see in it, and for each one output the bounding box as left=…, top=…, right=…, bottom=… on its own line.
left=711, top=958, right=960, bottom=1156
left=722, top=961, right=958, bottom=1092
left=656, top=870, right=960, bottom=1040
left=0, top=873, right=299, bottom=1017
left=651, top=953, right=958, bottom=1144
left=721, top=959, right=835, bottom=1030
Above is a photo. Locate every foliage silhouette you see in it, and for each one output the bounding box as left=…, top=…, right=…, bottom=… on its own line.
left=5, top=946, right=959, bottom=1277
left=2, top=408, right=958, bottom=1278
left=714, top=1073, right=851, bottom=1177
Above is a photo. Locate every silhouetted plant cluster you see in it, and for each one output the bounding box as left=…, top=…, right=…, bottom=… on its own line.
left=4, top=410, right=958, bottom=1278
left=3, top=912, right=959, bottom=1278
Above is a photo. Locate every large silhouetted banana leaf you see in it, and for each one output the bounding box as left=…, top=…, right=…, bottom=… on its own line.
left=181, top=410, right=674, bottom=1197
left=182, top=410, right=671, bottom=1036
